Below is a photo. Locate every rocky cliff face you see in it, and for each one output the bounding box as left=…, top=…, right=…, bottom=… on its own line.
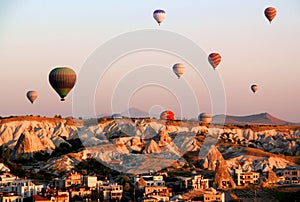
left=220, top=127, right=300, bottom=156
left=0, top=117, right=77, bottom=148
left=0, top=116, right=299, bottom=173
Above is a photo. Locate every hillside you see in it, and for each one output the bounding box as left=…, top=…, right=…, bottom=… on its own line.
left=213, top=112, right=293, bottom=125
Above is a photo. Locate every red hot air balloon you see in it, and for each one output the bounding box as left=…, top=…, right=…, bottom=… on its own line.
left=264, top=7, right=277, bottom=24
left=208, top=52, right=222, bottom=69
left=160, top=110, right=176, bottom=121
left=49, top=67, right=76, bottom=101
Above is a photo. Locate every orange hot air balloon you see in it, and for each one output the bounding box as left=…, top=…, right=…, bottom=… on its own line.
left=160, top=110, right=176, bottom=121
left=251, top=84, right=259, bottom=93
left=208, top=52, right=222, bottom=69
left=264, top=7, right=277, bottom=23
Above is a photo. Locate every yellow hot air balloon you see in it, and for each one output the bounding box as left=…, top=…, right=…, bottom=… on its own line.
left=172, top=63, right=185, bottom=78
left=26, top=90, right=38, bottom=104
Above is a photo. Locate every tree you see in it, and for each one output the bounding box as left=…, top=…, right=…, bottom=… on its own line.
left=124, top=183, right=131, bottom=192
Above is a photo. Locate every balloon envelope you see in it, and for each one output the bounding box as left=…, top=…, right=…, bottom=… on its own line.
left=153, top=9, right=166, bottom=25
left=198, top=113, right=212, bottom=123
left=208, top=52, right=222, bottom=69
left=49, top=67, right=76, bottom=101
left=251, top=84, right=258, bottom=93
left=160, top=110, right=175, bottom=121
left=264, top=7, right=277, bottom=23
left=112, top=114, right=123, bottom=119
left=172, top=63, right=185, bottom=78
left=26, top=90, right=38, bottom=104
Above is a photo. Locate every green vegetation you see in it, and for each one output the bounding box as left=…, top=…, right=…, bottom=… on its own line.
left=74, top=158, right=119, bottom=177
left=0, top=146, right=55, bottom=181
left=263, top=187, right=300, bottom=202
left=50, top=138, right=84, bottom=158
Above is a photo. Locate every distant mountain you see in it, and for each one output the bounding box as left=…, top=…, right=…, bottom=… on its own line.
left=121, top=107, right=150, bottom=118
left=96, top=113, right=110, bottom=118
left=212, top=112, right=293, bottom=125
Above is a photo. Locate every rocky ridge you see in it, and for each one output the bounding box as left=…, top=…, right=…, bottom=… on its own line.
left=0, top=116, right=299, bottom=174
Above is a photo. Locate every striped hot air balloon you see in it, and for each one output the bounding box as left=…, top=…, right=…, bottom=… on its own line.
left=264, top=7, right=277, bottom=24
left=49, top=67, right=76, bottom=101
left=251, top=84, right=259, bottom=93
left=172, top=63, right=185, bottom=78
left=198, top=113, right=212, bottom=124
left=153, top=9, right=166, bottom=26
left=160, top=110, right=176, bottom=121
left=26, top=90, right=38, bottom=104
left=208, top=52, right=222, bottom=69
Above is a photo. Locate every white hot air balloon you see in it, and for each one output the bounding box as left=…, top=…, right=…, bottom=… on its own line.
left=153, top=9, right=166, bottom=26
left=26, top=90, right=38, bottom=104
left=172, top=63, right=185, bottom=78
left=198, top=113, right=212, bottom=123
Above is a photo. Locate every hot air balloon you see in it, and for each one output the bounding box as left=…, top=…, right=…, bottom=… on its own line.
left=153, top=9, right=166, bottom=26
left=172, top=63, right=185, bottom=78
left=160, top=110, right=175, bottom=121
left=208, top=52, right=222, bottom=69
left=26, top=90, right=38, bottom=104
left=251, top=84, right=258, bottom=93
left=49, top=67, right=76, bottom=101
left=198, top=113, right=212, bottom=124
left=264, top=7, right=277, bottom=24
left=112, top=114, right=123, bottom=119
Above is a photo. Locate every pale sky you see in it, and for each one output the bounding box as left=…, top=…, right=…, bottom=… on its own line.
left=0, top=1, right=299, bottom=122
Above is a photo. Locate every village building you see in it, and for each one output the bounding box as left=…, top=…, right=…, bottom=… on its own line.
left=32, top=194, right=51, bottom=202
left=234, top=166, right=260, bottom=186
left=203, top=188, right=225, bottom=202
left=82, top=176, right=97, bottom=188
left=68, top=187, right=92, bottom=199
left=0, top=193, right=23, bottom=202
left=178, top=175, right=209, bottom=190
left=50, top=193, right=69, bottom=202
left=135, top=175, right=165, bottom=187
left=283, top=167, right=300, bottom=184
left=99, top=184, right=123, bottom=201
left=144, top=186, right=172, bottom=202
left=0, top=179, right=43, bottom=198
left=52, top=172, right=82, bottom=189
